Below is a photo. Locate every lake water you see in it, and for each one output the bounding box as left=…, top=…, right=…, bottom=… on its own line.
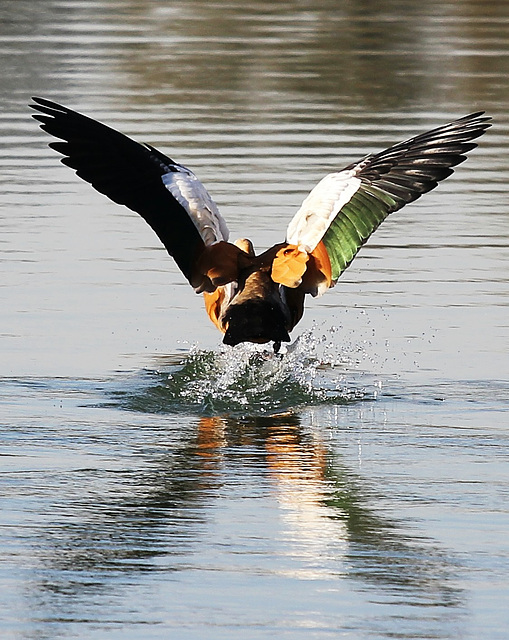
left=1, top=1, right=509, bottom=638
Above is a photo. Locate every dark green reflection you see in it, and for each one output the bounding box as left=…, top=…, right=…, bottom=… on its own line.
left=32, top=407, right=462, bottom=617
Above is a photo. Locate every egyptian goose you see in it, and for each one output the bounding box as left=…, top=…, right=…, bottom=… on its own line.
left=30, top=98, right=490, bottom=351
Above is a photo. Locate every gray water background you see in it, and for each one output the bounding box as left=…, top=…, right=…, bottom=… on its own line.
left=1, top=1, right=508, bottom=638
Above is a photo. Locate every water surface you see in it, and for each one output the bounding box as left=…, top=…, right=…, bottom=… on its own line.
left=1, top=1, right=509, bottom=638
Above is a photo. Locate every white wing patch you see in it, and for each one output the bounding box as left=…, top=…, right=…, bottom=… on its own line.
left=286, top=170, right=361, bottom=252
left=162, top=167, right=229, bottom=245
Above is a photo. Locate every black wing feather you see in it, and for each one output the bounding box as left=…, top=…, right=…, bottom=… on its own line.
left=30, top=97, right=205, bottom=287
left=349, top=111, right=491, bottom=208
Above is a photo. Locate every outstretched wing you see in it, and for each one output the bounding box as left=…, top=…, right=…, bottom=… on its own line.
left=286, top=112, right=491, bottom=291
left=30, top=97, right=229, bottom=291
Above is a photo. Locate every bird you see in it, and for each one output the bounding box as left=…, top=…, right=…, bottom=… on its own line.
left=30, top=98, right=491, bottom=352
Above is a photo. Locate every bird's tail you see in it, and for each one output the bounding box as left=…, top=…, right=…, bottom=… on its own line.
left=222, top=297, right=291, bottom=347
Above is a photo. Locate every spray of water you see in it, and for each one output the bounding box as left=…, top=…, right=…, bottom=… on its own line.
left=114, top=327, right=379, bottom=417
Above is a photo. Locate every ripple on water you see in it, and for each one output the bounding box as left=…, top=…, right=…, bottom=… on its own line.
left=108, top=329, right=378, bottom=417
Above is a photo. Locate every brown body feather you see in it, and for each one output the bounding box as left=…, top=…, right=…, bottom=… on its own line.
left=201, top=239, right=330, bottom=348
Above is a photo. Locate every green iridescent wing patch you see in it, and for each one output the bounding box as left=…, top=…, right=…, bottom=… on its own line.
left=323, top=184, right=399, bottom=280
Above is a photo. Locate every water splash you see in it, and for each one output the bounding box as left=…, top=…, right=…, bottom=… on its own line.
left=112, top=328, right=378, bottom=417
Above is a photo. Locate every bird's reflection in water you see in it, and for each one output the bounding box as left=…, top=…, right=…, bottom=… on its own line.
left=31, top=409, right=463, bottom=624
left=196, top=413, right=460, bottom=599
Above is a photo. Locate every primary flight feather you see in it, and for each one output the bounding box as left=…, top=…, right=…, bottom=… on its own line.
left=30, top=98, right=490, bottom=351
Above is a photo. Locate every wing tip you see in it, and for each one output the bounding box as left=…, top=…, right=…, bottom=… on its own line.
left=29, top=96, right=65, bottom=112
left=29, top=97, right=72, bottom=128
left=460, top=110, right=491, bottom=123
